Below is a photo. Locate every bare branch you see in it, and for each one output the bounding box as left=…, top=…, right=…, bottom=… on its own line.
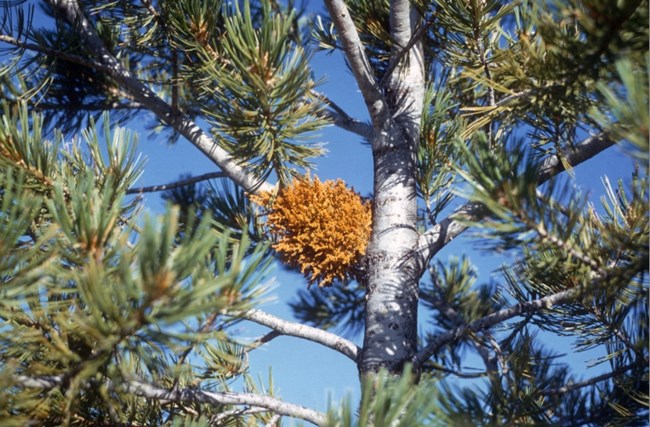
left=29, top=100, right=144, bottom=111
left=0, top=33, right=112, bottom=72
left=319, top=108, right=373, bottom=140
left=311, top=91, right=373, bottom=139
left=414, top=131, right=618, bottom=276
left=45, top=0, right=272, bottom=195
left=540, top=362, right=644, bottom=396
left=427, top=362, right=488, bottom=379
left=238, top=309, right=360, bottom=363
left=249, top=330, right=282, bottom=351
left=126, top=172, right=227, bottom=195
left=15, top=375, right=327, bottom=426
left=537, top=131, right=617, bottom=183
left=323, top=0, right=387, bottom=128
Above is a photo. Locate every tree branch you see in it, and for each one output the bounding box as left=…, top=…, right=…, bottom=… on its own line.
left=29, top=100, right=144, bottom=111
left=413, top=287, right=580, bottom=368
left=15, top=375, right=327, bottom=426
left=323, top=0, right=387, bottom=129
left=0, top=33, right=113, bottom=73
left=539, top=362, right=643, bottom=396
left=414, top=131, right=618, bottom=276
left=238, top=309, right=360, bottom=363
left=311, top=91, right=373, bottom=140
left=536, top=131, right=617, bottom=183
left=45, top=0, right=272, bottom=195
left=413, top=253, right=647, bottom=369
left=126, top=172, right=227, bottom=195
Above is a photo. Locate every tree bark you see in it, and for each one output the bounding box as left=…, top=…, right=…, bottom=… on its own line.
left=360, top=1, right=425, bottom=376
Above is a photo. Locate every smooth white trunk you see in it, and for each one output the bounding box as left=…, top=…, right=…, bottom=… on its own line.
left=360, top=3, right=425, bottom=375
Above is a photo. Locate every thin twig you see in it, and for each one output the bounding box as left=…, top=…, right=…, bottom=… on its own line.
left=427, top=362, right=488, bottom=379
left=126, top=172, right=227, bottom=195
left=0, top=33, right=113, bottom=73
left=540, top=362, right=643, bottom=396
left=311, top=90, right=373, bottom=139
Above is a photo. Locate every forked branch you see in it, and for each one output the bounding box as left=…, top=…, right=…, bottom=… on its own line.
left=413, top=257, right=647, bottom=368
left=413, top=287, right=579, bottom=368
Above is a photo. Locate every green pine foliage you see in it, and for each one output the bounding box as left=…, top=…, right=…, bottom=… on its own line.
left=167, top=0, right=328, bottom=184
left=0, top=0, right=647, bottom=425
left=0, top=105, right=274, bottom=425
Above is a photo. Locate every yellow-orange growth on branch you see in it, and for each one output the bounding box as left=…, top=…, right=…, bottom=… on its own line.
left=255, top=176, right=372, bottom=287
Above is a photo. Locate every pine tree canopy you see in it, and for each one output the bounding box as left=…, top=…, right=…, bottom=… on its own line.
left=0, top=0, right=648, bottom=425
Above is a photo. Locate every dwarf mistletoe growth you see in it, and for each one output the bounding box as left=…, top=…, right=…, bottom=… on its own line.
left=255, top=176, right=372, bottom=287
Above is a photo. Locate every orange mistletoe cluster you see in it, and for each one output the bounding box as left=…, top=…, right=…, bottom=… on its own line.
left=257, top=176, right=372, bottom=287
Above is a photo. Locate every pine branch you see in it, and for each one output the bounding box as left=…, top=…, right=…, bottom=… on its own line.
left=126, top=172, right=227, bottom=195
left=15, top=375, right=327, bottom=426
left=537, top=131, right=617, bottom=183
left=414, top=130, right=618, bottom=277
left=238, top=309, right=360, bottom=362
left=412, top=257, right=646, bottom=368
left=323, top=0, right=387, bottom=129
left=46, top=0, right=273, bottom=195
left=413, top=287, right=580, bottom=368
left=427, top=362, right=488, bottom=379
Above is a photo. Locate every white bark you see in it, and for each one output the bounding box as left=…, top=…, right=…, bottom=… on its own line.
left=324, top=0, right=388, bottom=129
left=359, top=1, right=426, bottom=375
left=239, top=309, right=360, bottom=362
left=15, top=375, right=327, bottom=425
left=324, top=0, right=428, bottom=375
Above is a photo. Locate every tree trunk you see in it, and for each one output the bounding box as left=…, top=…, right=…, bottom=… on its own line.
left=360, top=2, right=425, bottom=376
left=361, top=125, right=420, bottom=375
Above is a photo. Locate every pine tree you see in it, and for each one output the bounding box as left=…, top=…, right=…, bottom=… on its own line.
left=0, top=0, right=648, bottom=425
